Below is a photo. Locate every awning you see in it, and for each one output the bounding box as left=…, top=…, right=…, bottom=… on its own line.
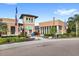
left=25, top=26, right=32, bottom=30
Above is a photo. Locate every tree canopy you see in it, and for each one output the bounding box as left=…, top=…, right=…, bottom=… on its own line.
left=50, top=26, right=57, bottom=35
left=67, top=14, right=79, bottom=36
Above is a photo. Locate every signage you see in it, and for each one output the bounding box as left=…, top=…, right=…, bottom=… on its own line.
left=25, top=26, right=32, bottom=30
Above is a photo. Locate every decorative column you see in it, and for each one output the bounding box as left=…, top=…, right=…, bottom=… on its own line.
left=41, top=27, right=42, bottom=34
left=49, top=26, right=51, bottom=34
left=41, top=27, right=43, bottom=34
left=42, top=27, right=44, bottom=34
left=47, top=26, right=49, bottom=34
left=44, top=27, right=45, bottom=34
left=47, top=26, right=48, bottom=34
left=46, top=26, right=47, bottom=34
left=44, top=27, right=46, bottom=34
left=39, top=27, right=41, bottom=34
left=43, top=27, right=44, bottom=34
left=57, top=25, right=59, bottom=34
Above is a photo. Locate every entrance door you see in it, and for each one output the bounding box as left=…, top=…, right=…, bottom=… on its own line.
left=29, top=30, right=32, bottom=34
left=11, top=26, right=15, bottom=34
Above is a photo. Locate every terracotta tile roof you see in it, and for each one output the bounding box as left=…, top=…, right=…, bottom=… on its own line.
left=20, top=14, right=38, bottom=19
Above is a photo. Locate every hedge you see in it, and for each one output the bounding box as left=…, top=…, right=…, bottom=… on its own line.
left=0, top=37, right=29, bottom=45
left=0, top=38, right=8, bottom=44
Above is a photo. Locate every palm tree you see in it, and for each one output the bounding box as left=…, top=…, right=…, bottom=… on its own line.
left=50, top=26, right=57, bottom=37
left=68, top=14, right=79, bottom=37
left=74, top=14, right=79, bottom=37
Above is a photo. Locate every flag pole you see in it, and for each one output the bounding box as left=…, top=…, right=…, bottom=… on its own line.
left=53, top=17, right=55, bottom=26
left=52, top=17, right=55, bottom=37
left=15, top=6, right=18, bottom=35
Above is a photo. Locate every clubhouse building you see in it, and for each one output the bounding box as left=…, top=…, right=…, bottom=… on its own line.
left=20, top=14, right=38, bottom=36
left=0, top=14, right=66, bottom=36
left=39, top=20, right=66, bottom=35
left=0, top=14, right=38, bottom=36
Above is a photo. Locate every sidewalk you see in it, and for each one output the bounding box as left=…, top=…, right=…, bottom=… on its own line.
left=0, top=37, right=79, bottom=51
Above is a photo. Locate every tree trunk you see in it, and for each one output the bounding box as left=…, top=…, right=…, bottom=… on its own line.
left=76, top=21, right=78, bottom=37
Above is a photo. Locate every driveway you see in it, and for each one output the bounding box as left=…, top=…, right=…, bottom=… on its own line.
left=0, top=38, right=79, bottom=56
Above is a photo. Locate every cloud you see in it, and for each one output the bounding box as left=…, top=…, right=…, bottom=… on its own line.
left=54, top=9, right=79, bottom=16
left=4, top=3, right=17, bottom=5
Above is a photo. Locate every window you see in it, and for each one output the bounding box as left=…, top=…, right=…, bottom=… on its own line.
left=0, top=19, right=2, bottom=22
left=26, top=18, right=34, bottom=23
left=11, top=26, right=15, bottom=34
left=26, top=18, right=29, bottom=23
left=29, top=18, right=30, bottom=23
left=31, top=18, right=33, bottom=23
left=26, top=18, right=28, bottom=20
left=59, top=26, right=62, bottom=30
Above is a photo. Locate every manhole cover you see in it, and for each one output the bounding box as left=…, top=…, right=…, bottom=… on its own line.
left=37, top=44, right=51, bottom=47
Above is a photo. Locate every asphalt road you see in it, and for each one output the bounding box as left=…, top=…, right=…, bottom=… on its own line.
left=0, top=38, right=79, bottom=56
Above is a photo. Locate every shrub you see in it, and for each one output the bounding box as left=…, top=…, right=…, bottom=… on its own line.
left=5, top=37, right=17, bottom=43
left=70, top=32, right=76, bottom=37
left=44, top=34, right=50, bottom=36
left=44, top=34, right=56, bottom=38
left=62, top=32, right=76, bottom=38
left=56, top=34, right=63, bottom=38
left=0, top=38, right=8, bottom=44
left=7, top=37, right=26, bottom=43
left=62, top=33, right=69, bottom=38
left=55, top=33, right=69, bottom=38
left=18, top=32, right=25, bottom=37
left=0, top=36, right=28, bottom=45
left=0, top=35, right=35, bottom=45
left=18, top=32, right=29, bottom=38
left=44, top=34, right=51, bottom=37
left=18, top=37, right=26, bottom=42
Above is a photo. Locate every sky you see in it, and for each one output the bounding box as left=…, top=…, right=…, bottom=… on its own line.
left=0, top=3, right=79, bottom=25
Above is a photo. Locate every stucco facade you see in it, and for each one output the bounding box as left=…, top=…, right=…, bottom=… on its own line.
left=0, top=18, right=17, bottom=36
left=39, top=20, right=66, bottom=35
left=20, top=14, right=38, bottom=36
left=0, top=14, right=38, bottom=36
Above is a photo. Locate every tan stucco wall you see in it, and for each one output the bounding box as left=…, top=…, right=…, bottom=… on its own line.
left=0, top=18, right=16, bottom=35
left=22, top=16, right=35, bottom=34
left=39, top=20, right=66, bottom=34
left=39, top=20, right=64, bottom=27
